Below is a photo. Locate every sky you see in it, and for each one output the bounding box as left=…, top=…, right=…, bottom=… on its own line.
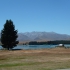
left=0, top=0, right=70, bottom=34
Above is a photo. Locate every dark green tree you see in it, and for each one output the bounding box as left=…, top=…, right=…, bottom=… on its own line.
left=1, top=20, right=19, bottom=50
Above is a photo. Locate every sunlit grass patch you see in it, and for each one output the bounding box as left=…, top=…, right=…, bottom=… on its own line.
left=0, top=62, right=44, bottom=68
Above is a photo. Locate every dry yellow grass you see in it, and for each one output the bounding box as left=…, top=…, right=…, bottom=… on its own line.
left=0, top=47, right=70, bottom=70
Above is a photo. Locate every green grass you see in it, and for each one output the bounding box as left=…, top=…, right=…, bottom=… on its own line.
left=0, top=60, right=70, bottom=70
left=0, top=62, right=42, bottom=68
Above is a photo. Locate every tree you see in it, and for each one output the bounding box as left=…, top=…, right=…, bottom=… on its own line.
left=1, top=20, right=19, bottom=50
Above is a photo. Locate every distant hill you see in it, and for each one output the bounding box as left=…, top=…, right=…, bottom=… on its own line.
left=17, top=33, right=32, bottom=42
left=17, top=32, right=70, bottom=42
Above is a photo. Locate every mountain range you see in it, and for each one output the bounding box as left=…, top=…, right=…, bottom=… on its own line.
left=17, top=32, right=70, bottom=42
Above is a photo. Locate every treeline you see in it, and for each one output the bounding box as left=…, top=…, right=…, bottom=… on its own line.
left=23, top=40, right=70, bottom=45
left=47, top=40, right=70, bottom=45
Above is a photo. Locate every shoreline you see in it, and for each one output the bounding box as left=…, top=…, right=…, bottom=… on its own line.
left=0, top=47, right=70, bottom=54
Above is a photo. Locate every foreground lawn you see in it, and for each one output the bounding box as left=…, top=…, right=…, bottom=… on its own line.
left=0, top=48, right=70, bottom=70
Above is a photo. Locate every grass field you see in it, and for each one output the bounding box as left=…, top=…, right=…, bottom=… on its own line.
left=0, top=47, right=70, bottom=70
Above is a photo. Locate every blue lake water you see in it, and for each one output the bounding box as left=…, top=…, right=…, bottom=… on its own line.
left=0, top=44, right=70, bottom=50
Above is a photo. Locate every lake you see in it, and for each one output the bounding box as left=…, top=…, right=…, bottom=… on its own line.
left=0, top=44, right=70, bottom=50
